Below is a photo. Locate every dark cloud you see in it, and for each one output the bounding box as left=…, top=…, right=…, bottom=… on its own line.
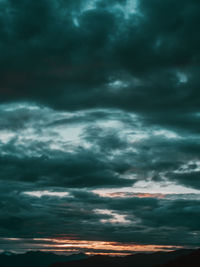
left=0, top=152, right=134, bottom=188
left=0, top=0, right=199, bottom=126
left=0, top=0, right=200, bottom=253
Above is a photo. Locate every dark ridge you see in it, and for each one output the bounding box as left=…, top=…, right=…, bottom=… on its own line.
left=50, top=249, right=194, bottom=267
left=155, top=248, right=200, bottom=267
left=0, top=251, right=87, bottom=267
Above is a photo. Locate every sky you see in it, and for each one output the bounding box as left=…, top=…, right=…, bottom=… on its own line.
left=0, top=0, right=200, bottom=256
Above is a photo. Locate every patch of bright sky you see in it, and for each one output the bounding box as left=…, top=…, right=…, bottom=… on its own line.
left=0, top=103, right=91, bottom=155
left=95, top=209, right=131, bottom=224
left=93, top=180, right=200, bottom=197
left=174, top=160, right=200, bottom=174
left=23, top=190, right=69, bottom=198
left=96, top=119, right=123, bottom=129
left=153, top=129, right=180, bottom=139
left=0, top=103, right=142, bottom=156
left=113, top=0, right=138, bottom=19
left=0, top=102, right=41, bottom=112
left=108, top=80, right=129, bottom=92
left=0, top=103, right=193, bottom=159
left=53, top=124, right=85, bottom=144
left=0, top=131, right=15, bottom=143
left=81, top=0, right=100, bottom=12
left=108, top=76, right=142, bottom=93
left=81, top=0, right=138, bottom=19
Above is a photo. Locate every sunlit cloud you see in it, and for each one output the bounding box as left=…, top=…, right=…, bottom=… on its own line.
left=81, top=0, right=138, bottom=19
left=23, top=191, right=70, bottom=198
left=94, top=192, right=166, bottom=199
left=94, top=209, right=131, bottom=224
left=93, top=180, right=200, bottom=199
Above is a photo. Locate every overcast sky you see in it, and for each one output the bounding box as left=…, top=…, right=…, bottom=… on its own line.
left=0, top=0, right=200, bottom=255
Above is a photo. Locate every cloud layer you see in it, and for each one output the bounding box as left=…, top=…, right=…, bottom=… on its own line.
left=0, top=0, right=200, bottom=253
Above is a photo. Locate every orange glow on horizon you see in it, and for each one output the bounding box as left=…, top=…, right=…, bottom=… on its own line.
left=94, top=192, right=166, bottom=199
left=32, top=238, right=183, bottom=253
left=136, top=193, right=166, bottom=199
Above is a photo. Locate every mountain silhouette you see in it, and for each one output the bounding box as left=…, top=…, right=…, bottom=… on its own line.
left=1, top=249, right=199, bottom=267
left=50, top=249, right=194, bottom=267
left=155, top=249, right=200, bottom=267
left=0, top=251, right=87, bottom=267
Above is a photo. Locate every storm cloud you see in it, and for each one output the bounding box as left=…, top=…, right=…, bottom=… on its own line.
left=0, top=0, right=200, bottom=254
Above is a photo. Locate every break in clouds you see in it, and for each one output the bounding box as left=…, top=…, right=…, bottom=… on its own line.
left=0, top=0, right=200, bottom=254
